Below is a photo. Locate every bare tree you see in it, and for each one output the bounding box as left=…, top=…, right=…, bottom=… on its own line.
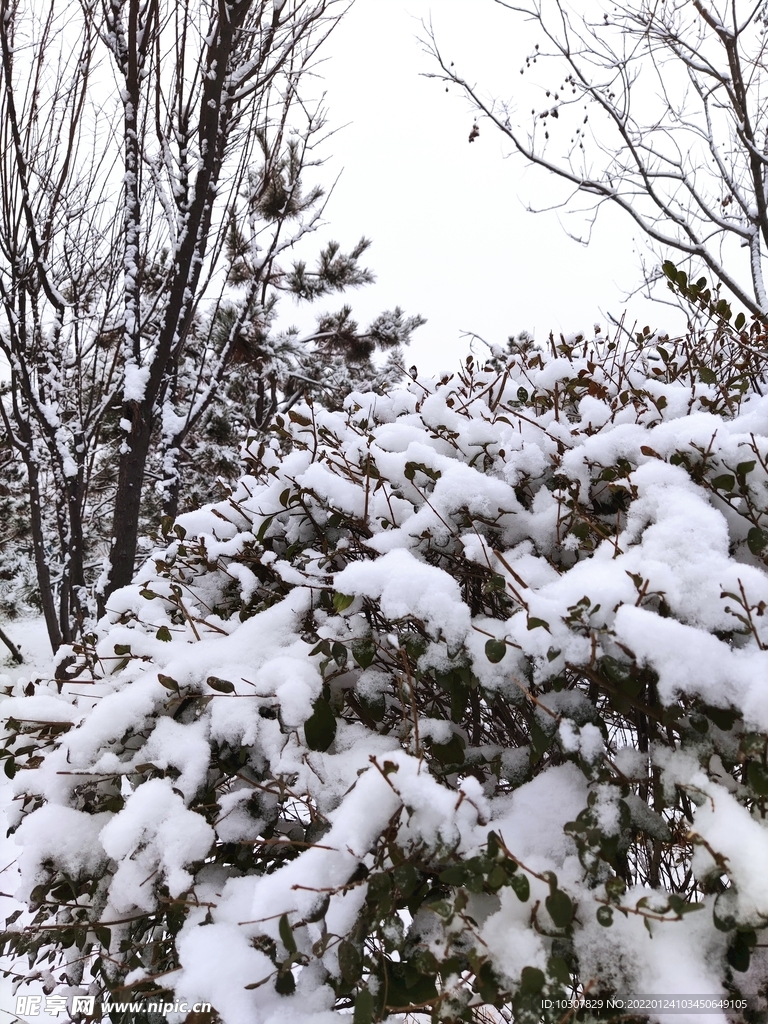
left=425, top=0, right=768, bottom=319
left=0, top=0, right=391, bottom=649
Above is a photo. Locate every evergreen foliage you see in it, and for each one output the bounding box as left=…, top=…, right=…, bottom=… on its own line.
left=0, top=0, right=422, bottom=648
left=6, top=321, right=768, bottom=1021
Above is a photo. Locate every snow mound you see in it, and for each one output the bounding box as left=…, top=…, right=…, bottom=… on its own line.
left=6, top=335, right=768, bottom=1021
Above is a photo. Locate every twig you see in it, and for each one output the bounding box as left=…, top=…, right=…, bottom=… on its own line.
left=0, top=624, right=22, bottom=664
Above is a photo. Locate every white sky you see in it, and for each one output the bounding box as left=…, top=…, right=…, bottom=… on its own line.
left=295, top=0, right=687, bottom=373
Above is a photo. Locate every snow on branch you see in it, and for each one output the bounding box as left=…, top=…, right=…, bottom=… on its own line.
left=7, top=326, right=768, bottom=1017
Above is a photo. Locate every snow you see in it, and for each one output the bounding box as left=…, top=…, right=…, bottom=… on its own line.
left=14, top=806, right=110, bottom=901
left=100, top=778, right=215, bottom=911
left=334, top=548, right=471, bottom=642
left=122, top=361, right=150, bottom=403
left=0, top=618, right=74, bottom=1022
left=691, top=779, right=768, bottom=921
left=7, top=335, right=768, bottom=1019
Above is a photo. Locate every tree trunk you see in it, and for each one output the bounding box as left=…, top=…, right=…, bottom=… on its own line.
left=26, top=457, right=63, bottom=652
left=104, top=402, right=154, bottom=600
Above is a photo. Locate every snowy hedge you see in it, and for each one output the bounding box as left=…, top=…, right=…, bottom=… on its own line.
left=5, top=330, right=768, bottom=1022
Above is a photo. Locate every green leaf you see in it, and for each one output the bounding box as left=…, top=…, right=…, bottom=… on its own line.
left=331, top=642, right=348, bottom=667
left=748, top=527, right=768, bottom=555
left=596, top=905, right=613, bottom=927
left=279, top=913, right=297, bottom=955
left=546, top=888, right=574, bottom=928
left=351, top=639, right=376, bottom=669
left=727, top=930, right=755, bottom=973
left=698, top=367, right=718, bottom=385
left=605, top=875, right=626, bottom=899
left=155, top=626, right=172, bottom=642
left=737, top=461, right=756, bottom=477
left=288, top=410, right=312, bottom=426
left=157, top=674, right=179, bottom=691
left=404, top=636, right=427, bottom=661
left=703, top=704, right=738, bottom=731
left=425, top=898, right=453, bottom=919
left=353, top=988, right=375, bottom=1024
left=520, top=966, right=545, bottom=994
left=367, top=872, right=392, bottom=915
left=673, top=897, right=703, bottom=916
left=206, top=676, right=235, bottom=693
left=713, top=892, right=736, bottom=932
left=748, top=761, right=768, bottom=795
left=735, top=311, right=746, bottom=330
left=487, top=865, right=506, bottom=890
left=397, top=964, right=437, bottom=1004
left=484, top=638, right=507, bottom=663
left=393, top=862, right=420, bottom=899
left=304, top=697, right=337, bottom=751
left=526, top=617, right=550, bottom=632
left=274, top=969, right=296, bottom=995
left=548, top=955, right=571, bottom=985
left=662, top=260, right=678, bottom=281
left=476, top=962, right=499, bottom=1003
left=666, top=894, right=686, bottom=915
left=448, top=675, right=469, bottom=723
left=4, top=758, right=15, bottom=779
left=439, top=865, right=468, bottom=886
left=432, top=733, right=465, bottom=765
left=113, top=643, right=131, bottom=656
left=412, top=948, right=440, bottom=979
left=338, top=939, right=362, bottom=984
left=333, top=592, right=355, bottom=613
left=689, top=713, right=708, bottom=735
left=304, top=894, right=330, bottom=925
left=711, top=474, right=735, bottom=491
left=256, top=516, right=275, bottom=544
left=509, top=873, right=530, bottom=902
left=529, top=718, right=550, bottom=761
left=517, top=386, right=529, bottom=403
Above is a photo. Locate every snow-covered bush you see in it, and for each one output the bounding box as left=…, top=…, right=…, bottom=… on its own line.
left=6, top=329, right=768, bottom=1022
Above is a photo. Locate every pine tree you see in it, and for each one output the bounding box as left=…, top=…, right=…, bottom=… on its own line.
left=0, top=0, right=422, bottom=646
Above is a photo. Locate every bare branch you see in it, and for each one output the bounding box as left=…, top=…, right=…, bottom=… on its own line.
left=425, top=0, right=768, bottom=317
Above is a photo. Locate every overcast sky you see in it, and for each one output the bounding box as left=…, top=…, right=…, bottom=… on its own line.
left=295, top=0, right=687, bottom=374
